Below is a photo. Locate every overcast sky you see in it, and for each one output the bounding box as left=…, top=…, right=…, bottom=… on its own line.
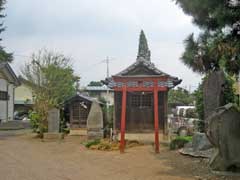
left=3, top=0, right=202, bottom=91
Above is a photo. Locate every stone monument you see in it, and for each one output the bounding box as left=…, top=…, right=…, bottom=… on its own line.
left=180, top=70, right=224, bottom=157
left=203, top=70, right=225, bottom=127
left=43, top=108, right=63, bottom=141
left=48, top=108, right=60, bottom=133
left=207, top=104, right=240, bottom=171
left=87, top=101, right=104, bottom=140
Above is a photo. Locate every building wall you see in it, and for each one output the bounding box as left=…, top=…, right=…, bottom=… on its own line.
left=8, top=83, right=14, bottom=121
left=0, top=78, right=15, bottom=121
left=100, top=91, right=114, bottom=105
left=0, top=78, right=7, bottom=121
left=114, top=91, right=167, bottom=133
left=15, top=84, right=33, bottom=103
left=88, top=91, right=114, bottom=105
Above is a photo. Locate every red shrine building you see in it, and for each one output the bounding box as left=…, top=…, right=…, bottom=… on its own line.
left=107, top=30, right=181, bottom=153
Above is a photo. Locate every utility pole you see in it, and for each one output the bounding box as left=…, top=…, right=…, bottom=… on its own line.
left=102, top=56, right=114, bottom=78
left=102, top=56, right=115, bottom=139
left=106, top=56, right=110, bottom=78
left=102, top=56, right=110, bottom=78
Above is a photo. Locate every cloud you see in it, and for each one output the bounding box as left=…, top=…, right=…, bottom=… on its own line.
left=2, top=0, right=201, bottom=90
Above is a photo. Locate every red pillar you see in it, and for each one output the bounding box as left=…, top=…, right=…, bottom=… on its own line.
left=154, top=85, right=160, bottom=153
left=120, top=86, right=127, bottom=153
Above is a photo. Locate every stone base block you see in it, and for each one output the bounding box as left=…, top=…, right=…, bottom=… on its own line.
left=43, top=133, right=64, bottom=142
left=69, top=129, right=87, bottom=136
left=87, top=129, right=103, bottom=140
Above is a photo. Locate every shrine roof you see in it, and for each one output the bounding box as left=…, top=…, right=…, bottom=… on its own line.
left=113, top=57, right=177, bottom=79
left=107, top=30, right=182, bottom=88
left=64, top=93, right=103, bottom=105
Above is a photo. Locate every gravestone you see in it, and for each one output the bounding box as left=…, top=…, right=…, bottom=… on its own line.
left=43, top=108, right=63, bottom=141
left=87, top=101, right=103, bottom=140
left=203, top=70, right=225, bottom=128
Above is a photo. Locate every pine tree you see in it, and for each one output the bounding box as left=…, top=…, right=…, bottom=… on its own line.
left=175, top=0, right=240, bottom=75
left=0, top=0, right=12, bottom=63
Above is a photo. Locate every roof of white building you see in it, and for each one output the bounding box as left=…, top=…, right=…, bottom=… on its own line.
left=0, top=62, right=20, bottom=86
left=85, top=85, right=113, bottom=91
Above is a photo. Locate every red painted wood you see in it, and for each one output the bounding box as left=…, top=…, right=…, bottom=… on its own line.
left=120, top=86, right=127, bottom=153
left=113, top=76, right=169, bottom=82
left=114, top=87, right=167, bottom=92
left=113, top=76, right=165, bottom=153
left=154, top=84, right=160, bottom=153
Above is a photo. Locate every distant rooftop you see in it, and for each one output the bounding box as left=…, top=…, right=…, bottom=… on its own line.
left=85, top=85, right=113, bottom=91
left=64, top=92, right=103, bottom=105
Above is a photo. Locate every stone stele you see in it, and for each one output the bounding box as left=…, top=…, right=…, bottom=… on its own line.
left=87, top=101, right=103, bottom=140
left=43, top=108, right=63, bottom=141
left=203, top=70, right=225, bottom=127
left=207, top=104, right=240, bottom=171
left=48, top=108, right=60, bottom=133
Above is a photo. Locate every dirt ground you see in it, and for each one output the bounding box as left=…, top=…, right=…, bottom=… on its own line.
left=0, top=132, right=238, bottom=180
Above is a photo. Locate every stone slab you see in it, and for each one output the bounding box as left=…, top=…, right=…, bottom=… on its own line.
left=180, top=132, right=213, bottom=158
left=87, top=101, right=104, bottom=139
left=87, top=101, right=103, bottom=129
left=47, top=108, right=60, bottom=133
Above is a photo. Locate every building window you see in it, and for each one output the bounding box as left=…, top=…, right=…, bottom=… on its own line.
left=72, top=103, right=80, bottom=120
left=131, top=92, right=152, bottom=107
left=0, top=91, right=8, bottom=101
left=142, top=94, right=152, bottom=107
left=131, top=95, right=141, bottom=107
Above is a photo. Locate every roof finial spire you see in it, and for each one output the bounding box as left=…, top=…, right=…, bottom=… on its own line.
left=137, top=30, right=151, bottom=61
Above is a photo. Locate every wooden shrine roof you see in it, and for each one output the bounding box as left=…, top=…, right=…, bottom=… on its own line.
left=104, top=30, right=182, bottom=89
left=113, top=57, right=177, bottom=79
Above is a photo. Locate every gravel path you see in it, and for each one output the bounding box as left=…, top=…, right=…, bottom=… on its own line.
left=0, top=134, right=238, bottom=180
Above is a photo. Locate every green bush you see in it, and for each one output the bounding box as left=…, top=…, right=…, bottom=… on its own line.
left=101, top=104, right=114, bottom=138
left=83, top=139, right=101, bottom=148
left=29, top=111, right=41, bottom=133
left=62, top=127, right=70, bottom=134
left=170, top=136, right=192, bottom=150
left=193, top=79, right=204, bottom=130
left=28, top=111, right=47, bottom=135
left=185, top=108, right=198, bottom=118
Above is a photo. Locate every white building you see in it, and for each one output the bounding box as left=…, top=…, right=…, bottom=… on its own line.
left=14, top=76, right=34, bottom=112
left=0, top=63, right=20, bottom=122
left=84, top=85, right=114, bottom=105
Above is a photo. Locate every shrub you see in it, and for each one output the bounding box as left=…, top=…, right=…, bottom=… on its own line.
left=84, top=139, right=101, bottom=148
left=28, top=111, right=47, bottom=136
left=170, top=136, right=192, bottom=150
left=101, top=104, right=114, bottom=138
left=185, top=108, right=198, bottom=118
left=29, top=111, right=41, bottom=133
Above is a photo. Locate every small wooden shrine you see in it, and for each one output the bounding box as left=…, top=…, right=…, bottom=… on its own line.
left=107, top=30, right=181, bottom=153
left=64, top=94, right=104, bottom=129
